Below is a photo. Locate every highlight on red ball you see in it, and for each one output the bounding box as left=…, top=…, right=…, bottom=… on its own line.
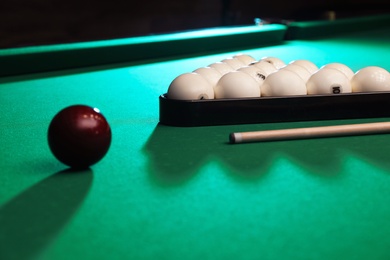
left=48, top=105, right=112, bottom=169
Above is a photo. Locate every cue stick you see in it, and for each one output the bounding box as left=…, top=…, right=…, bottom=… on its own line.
left=229, top=122, right=390, bottom=144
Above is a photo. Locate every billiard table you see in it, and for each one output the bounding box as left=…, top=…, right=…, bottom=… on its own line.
left=1, top=14, right=390, bottom=260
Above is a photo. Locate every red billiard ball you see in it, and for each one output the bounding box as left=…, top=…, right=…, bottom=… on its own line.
left=48, top=105, right=112, bottom=169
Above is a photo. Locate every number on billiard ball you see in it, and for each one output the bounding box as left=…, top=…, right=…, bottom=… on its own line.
left=48, top=105, right=112, bottom=169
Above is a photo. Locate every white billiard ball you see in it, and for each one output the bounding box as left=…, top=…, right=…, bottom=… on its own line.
left=321, top=63, right=354, bottom=80
left=168, top=73, right=214, bottom=100
left=261, top=70, right=307, bottom=96
left=279, top=64, right=311, bottom=82
left=237, top=66, right=268, bottom=86
left=351, top=66, right=390, bottom=92
left=214, top=71, right=260, bottom=99
left=221, top=58, right=246, bottom=70
left=306, top=68, right=351, bottom=95
left=290, top=60, right=319, bottom=74
left=208, top=62, right=235, bottom=75
left=249, top=61, right=278, bottom=75
left=260, top=57, right=286, bottom=69
left=233, top=54, right=256, bottom=65
left=193, top=67, right=222, bottom=88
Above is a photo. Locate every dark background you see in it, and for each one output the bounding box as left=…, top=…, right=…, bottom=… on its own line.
left=0, top=0, right=389, bottom=49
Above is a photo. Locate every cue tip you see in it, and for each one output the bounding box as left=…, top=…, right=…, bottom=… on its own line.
left=229, top=133, right=242, bottom=144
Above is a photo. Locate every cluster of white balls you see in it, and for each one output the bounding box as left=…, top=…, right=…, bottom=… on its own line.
left=167, top=54, right=390, bottom=100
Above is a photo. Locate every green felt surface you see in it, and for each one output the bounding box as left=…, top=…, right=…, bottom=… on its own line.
left=1, top=17, right=390, bottom=260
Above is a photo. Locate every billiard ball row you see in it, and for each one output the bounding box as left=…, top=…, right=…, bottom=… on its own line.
left=167, top=54, right=390, bottom=100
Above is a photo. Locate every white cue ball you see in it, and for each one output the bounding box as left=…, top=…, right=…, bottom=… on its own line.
left=279, top=64, right=312, bottom=82
left=249, top=61, right=278, bottom=75
left=214, top=71, right=260, bottom=99
left=233, top=54, right=256, bottom=65
left=260, top=57, right=286, bottom=69
left=208, top=62, right=235, bottom=75
left=221, top=58, right=246, bottom=70
left=321, top=63, right=354, bottom=80
left=193, top=67, right=222, bottom=88
left=351, top=66, right=390, bottom=92
left=306, top=68, right=351, bottom=95
left=290, top=60, right=319, bottom=74
left=168, top=73, right=214, bottom=100
left=261, top=70, right=307, bottom=96
left=237, top=66, right=268, bottom=86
